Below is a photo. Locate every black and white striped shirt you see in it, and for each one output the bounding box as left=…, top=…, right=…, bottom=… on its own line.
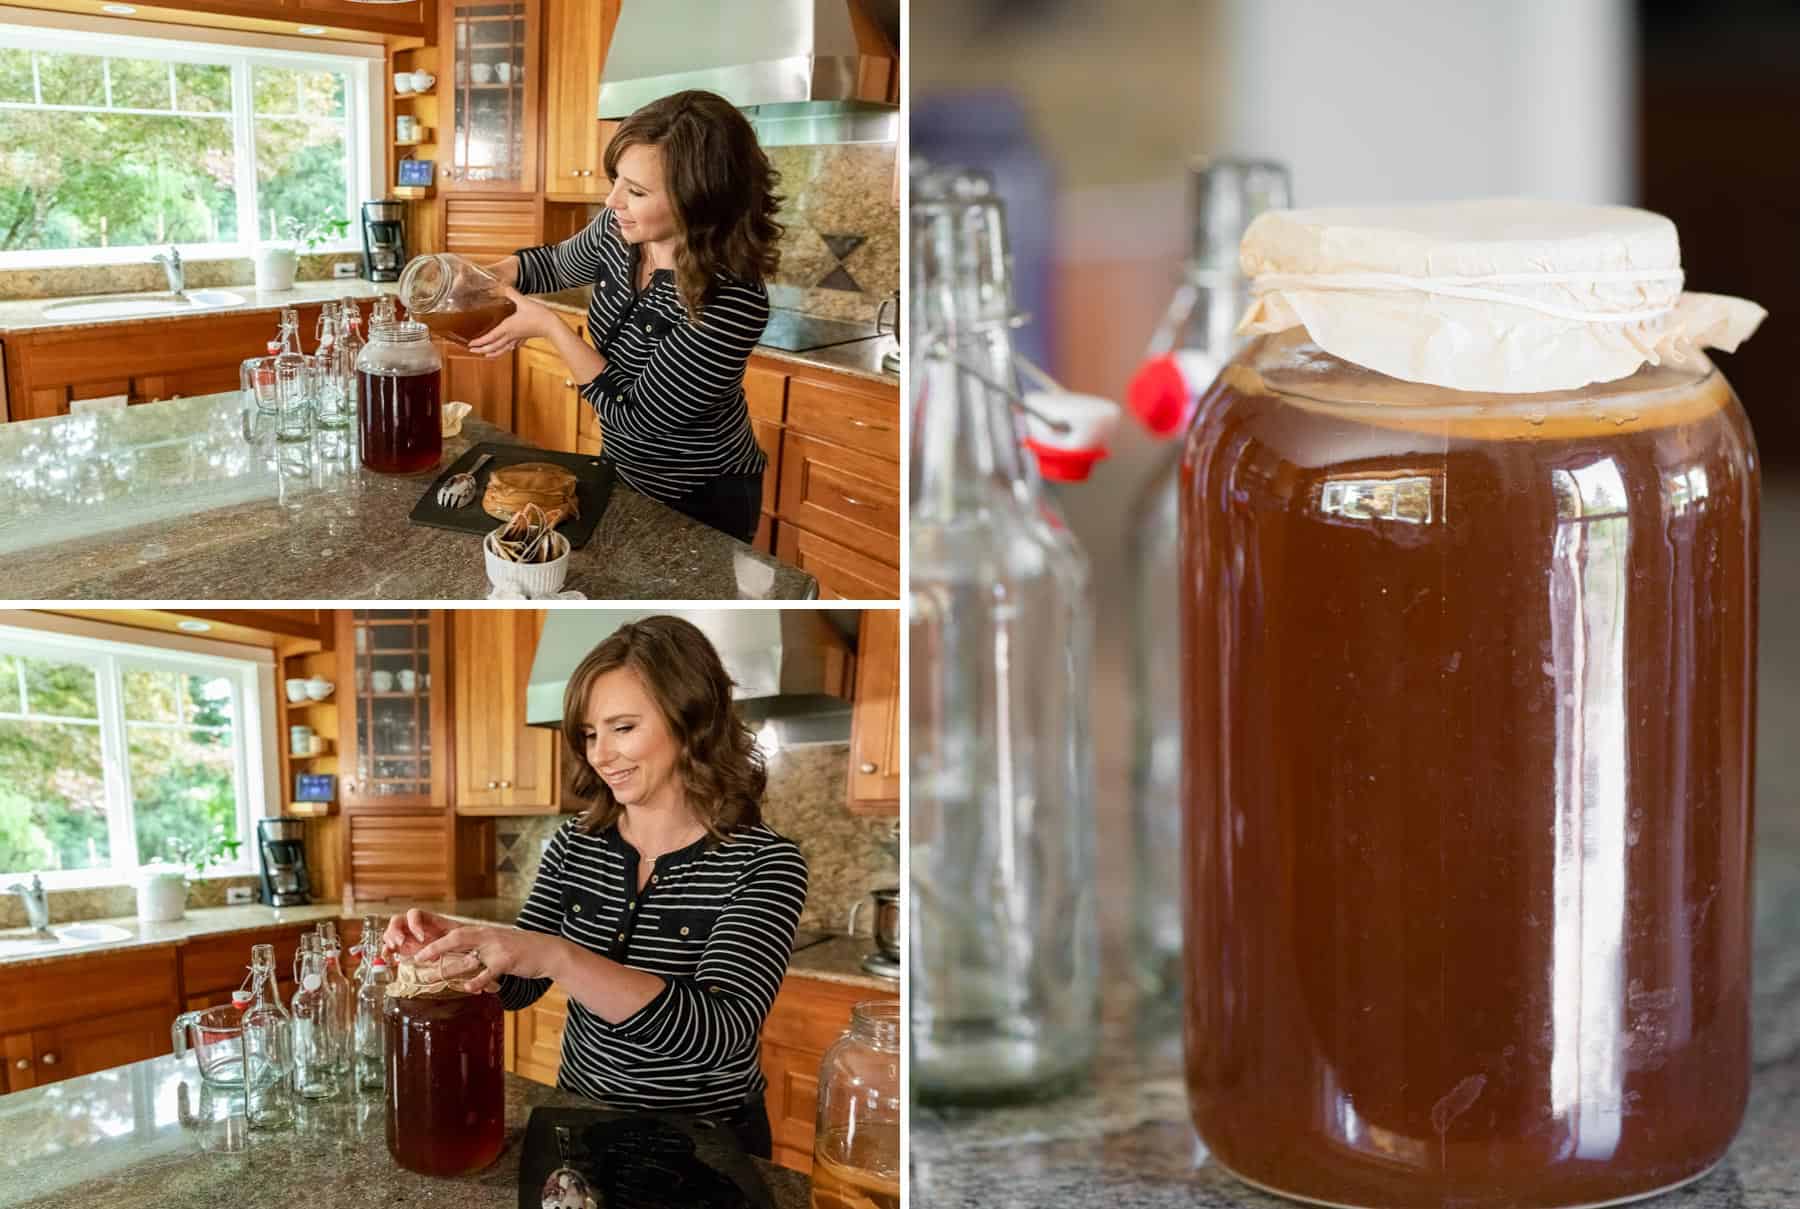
left=498, top=817, right=809, bottom=1117
left=513, top=211, right=770, bottom=504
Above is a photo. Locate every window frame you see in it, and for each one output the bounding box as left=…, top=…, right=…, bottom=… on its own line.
left=0, top=17, right=383, bottom=270
left=0, top=625, right=271, bottom=890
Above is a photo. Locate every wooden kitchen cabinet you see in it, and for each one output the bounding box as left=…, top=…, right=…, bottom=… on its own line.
left=760, top=974, right=900, bottom=1174
left=452, top=608, right=561, bottom=814
left=542, top=0, right=622, bottom=200
left=4, top=304, right=326, bottom=422
left=337, top=610, right=450, bottom=810
left=505, top=982, right=568, bottom=1084
left=515, top=343, right=583, bottom=453
left=847, top=609, right=900, bottom=813
left=0, top=944, right=180, bottom=1094
left=441, top=0, right=542, bottom=193
left=436, top=337, right=515, bottom=431
left=140, top=0, right=425, bottom=34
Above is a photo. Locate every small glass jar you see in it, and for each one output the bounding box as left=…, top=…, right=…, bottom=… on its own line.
left=355, top=319, right=443, bottom=474
left=383, top=955, right=505, bottom=1176
left=397, top=253, right=516, bottom=345
left=1181, top=329, right=1757, bottom=1208
left=812, top=1002, right=900, bottom=1209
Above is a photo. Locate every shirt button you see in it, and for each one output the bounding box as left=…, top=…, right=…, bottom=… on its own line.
left=643, top=323, right=651, bottom=332
left=628, top=900, right=636, bottom=909
left=571, top=904, right=581, bottom=914
left=617, top=932, right=625, bottom=940
left=679, top=926, right=689, bottom=936
left=650, top=875, right=658, bottom=884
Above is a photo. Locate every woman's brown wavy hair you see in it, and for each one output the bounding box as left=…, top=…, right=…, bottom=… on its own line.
left=561, top=615, right=767, bottom=841
left=604, top=89, right=784, bottom=323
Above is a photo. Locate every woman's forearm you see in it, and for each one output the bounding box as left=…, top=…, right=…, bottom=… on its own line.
left=539, top=315, right=608, bottom=387
left=549, top=936, right=666, bottom=1023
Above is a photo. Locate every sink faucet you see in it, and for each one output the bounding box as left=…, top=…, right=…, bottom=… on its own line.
left=152, top=246, right=185, bottom=297
left=4, top=875, right=51, bottom=936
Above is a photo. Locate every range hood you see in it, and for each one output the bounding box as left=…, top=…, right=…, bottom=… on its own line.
left=597, top=0, right=900, bottom=146
left=526, top=610, right=858, bottom=745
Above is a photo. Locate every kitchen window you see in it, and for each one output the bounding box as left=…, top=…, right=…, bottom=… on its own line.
left=0, top=20, right=380, bottom=269
left=0, top=628, right=268, bottom=889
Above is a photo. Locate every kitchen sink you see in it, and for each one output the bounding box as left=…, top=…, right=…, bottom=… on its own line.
left=40, top=289, right=245, bottom=320
left=0, top=922, right=134, bottom=958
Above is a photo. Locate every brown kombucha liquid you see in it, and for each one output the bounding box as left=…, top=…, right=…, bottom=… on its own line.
left=1179, top=335, right=1757, bottom=1208
left=359, top=367, right=442, bottom=474
left=415, top=300, right=516, bottom=345
left=383, top=992, right=505, bottom=1176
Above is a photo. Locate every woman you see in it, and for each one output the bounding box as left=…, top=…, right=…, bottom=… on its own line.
left=469, top=89, right=782, bottom=544
left=384, top=616, right=809, bottom=1158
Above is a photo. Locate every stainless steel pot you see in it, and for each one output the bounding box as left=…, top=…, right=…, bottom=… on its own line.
left=849, top=886, right=900, bottom=960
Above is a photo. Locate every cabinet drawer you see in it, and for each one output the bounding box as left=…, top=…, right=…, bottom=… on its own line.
left=751, top=419, right=782, bottom=515
left=347, top=813, right=452, bottom=901
left=776, top=433, right=899, bottom=562
left=180, top=924, right=316, bottom=996
left=0, top=945, right=180, bottom=1035
left=745, top=363, right=787, bottom=423
left=785, top=376, right=898, bottom=461
left=775, top=526, right=899, bottom=600
left=444, top=197, right=542, bottom=263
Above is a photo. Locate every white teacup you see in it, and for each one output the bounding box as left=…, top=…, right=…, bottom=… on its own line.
left=494, top=62, right=513, bottom=84
left=371, top=670, right=395, bottom=693
left=470, top=62, right=494, bottom=84
left=408, top=70, right=435, bottom=92
left=285, top=678, right=309, bottom=704
left=304, top=677, right=333, bottom=701
left=397, top=669, right=418, bottom=693
left=392, top=71, right=414, bottom=95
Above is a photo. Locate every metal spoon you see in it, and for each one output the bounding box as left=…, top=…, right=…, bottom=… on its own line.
left=541, top=1124, right=597, bottom=1209
left=437, top=452, right=494, bottom=509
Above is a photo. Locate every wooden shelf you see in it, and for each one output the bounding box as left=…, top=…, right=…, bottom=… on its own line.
left=285, top=696, right=335, bottom=709
left=395, top=132, right=435, bottom=147
left=395, top=90, right=434, bottom=99
left=288, top=801, right=337, bottom=818
left=392, top=185, right=435, bottom=200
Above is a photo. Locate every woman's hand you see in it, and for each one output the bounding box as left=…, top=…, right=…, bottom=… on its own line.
left=468, top=287, right=556, bottom=358
left=382, top=908, right=458, bottom=958
left=414, top=924, right=567, bottom=993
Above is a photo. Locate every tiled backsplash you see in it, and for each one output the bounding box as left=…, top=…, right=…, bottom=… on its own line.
left=0, top=254, right=364, bottom=303
left=764, top=143, right=899, bottom=324
left=493, top=744, right=896, bottom=935
left=0, top=874, right=262, bottom=929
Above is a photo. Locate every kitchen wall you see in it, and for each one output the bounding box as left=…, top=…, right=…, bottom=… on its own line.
left=764, top=144, right=899, bottom=325
left=0, top=253, right=364, bottom=303
left=0, top=874, right=261, bottom=930
left=492, top=743, right=896, bottom=936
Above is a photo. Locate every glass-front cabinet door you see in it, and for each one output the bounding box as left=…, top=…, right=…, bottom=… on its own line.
left=443, top=0, right=540, bottom=191
left=339, top=610, right=448, bottom=808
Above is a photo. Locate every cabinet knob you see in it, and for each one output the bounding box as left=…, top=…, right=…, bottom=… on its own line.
left=13, top=1058, right=27, bottom=1070
left=499, top=780, right=512, bottom=789
left=860, top=762, right=878, bottom=774
left=563, top=379, right=575, bottom=389
left=40, top=1053, right=57, bottom=1066
left=487, top=780, right=499, bottom=789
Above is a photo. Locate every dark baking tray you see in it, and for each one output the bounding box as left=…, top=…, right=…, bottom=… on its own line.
left=408, top=442, right=615, bottom=550
left=517, top=1105, right=773, bottom=1209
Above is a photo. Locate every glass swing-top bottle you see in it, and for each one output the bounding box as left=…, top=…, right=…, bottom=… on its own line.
left=908, top=163, right=1098, bottom=1105
left=1123, top=158, right=1290, bottom=999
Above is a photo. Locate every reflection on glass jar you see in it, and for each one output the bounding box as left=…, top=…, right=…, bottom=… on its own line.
left=383, top=955, right=504, bottom=1176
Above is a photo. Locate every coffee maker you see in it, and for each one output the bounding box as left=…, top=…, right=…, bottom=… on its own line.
left=361, top=199, right=406, bottom=282
left=257, top=818, right=312, bottom=907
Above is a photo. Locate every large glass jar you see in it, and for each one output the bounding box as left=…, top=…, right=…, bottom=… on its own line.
left=383, top=954, right=504, bottom=1176
left=356, top=319, right=443, bottom=475
left=1180, top=324, right=1759, bottom=1207
left=398, top=253, right=516, bottom=345
left=811, top=1001, right=900, bottom=1209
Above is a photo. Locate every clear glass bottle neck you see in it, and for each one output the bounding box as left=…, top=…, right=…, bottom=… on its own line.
left=1176, top=266, right=1251, bottom=360
left=911, top=325, right=1037, bottom=519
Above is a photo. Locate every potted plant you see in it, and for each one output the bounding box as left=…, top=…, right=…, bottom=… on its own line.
left=137, top=828, right=245, bottom=923
left=254, top=215, right=350, bottom=292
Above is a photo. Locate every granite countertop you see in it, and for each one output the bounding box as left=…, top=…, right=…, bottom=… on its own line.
left=0, top=899, right=898, bottom=994
left=0, top=278, right=400, bottom=336
left=0, top=1054, right=809, bottom=1209
left=911, top=481, right=1800, bottom=1207
left=0, top=393, right=815, bottom=599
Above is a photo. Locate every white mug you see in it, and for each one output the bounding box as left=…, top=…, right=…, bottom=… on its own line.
left=392, top=71, right=414, bottom=95
left=397, top=669, right=418, bottom=693
left=371, top=670, right=395, bottom=693
left=285, top=679, right=308, bottom=704
left=494, top=62, right=513, bottom=84
left=396, top=115, right=419, bottom=141
left=304, top=677, right=333, bottom=701
left=408, top=70, right=435, bottom=92
left=470, top=62, right=494, bottom=84
left=289, top=725, right=314, bottom=755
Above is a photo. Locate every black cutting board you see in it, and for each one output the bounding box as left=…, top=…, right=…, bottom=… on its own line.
left=518, top=1106, right=774, bottom=1209
left=408, top=443, right=615, bottom=550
